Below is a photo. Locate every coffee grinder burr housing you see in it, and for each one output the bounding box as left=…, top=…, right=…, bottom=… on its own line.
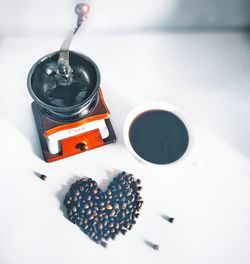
left=27, top=3, right=116, bottom=162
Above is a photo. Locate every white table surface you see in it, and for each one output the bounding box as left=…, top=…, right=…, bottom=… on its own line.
left=0, top=31, right=249, bottom=264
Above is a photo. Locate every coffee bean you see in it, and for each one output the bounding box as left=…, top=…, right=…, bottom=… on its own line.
left=120, top=229, right=127, bottom=235
left=68, top=209, right=72, bottom=216
left=109, top=210, right=116, bottom=217
left=114, top=203, right=119, bottom=209
left=106, top=204, right=113, bottom=210
left=69, top=217, right=76, bottom=224
left=115, top=209, right=120, bottom=215
left=122, top=203, right=127, bottom=210
left=40, top=174, right=47, bottom=181
left=86, top=209, right=92, bottom=215
left=127, top=224, right=132, bottom=230
left=168, top=217, right=175, bottom=223
left=153, top=244, right=159, bottom=251
left=124, top=184, right=130, bottom=189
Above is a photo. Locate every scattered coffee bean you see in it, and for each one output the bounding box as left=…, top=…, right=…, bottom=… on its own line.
left=40, top=174, right=47, bottom=181
left=168, top=217, right=174, bottom=223
left=162, top=215, right=175, bottom=223
left=153, top=244, right=159, bottom=251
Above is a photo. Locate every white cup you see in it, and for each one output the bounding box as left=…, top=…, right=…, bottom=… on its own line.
left=123, top=101, right=194, bottom=166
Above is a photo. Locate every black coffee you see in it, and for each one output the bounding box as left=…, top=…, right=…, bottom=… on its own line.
left=129, top=110, right=189, bottom=164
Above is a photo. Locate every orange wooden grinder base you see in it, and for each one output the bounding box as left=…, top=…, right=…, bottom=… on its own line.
left=32, top=89, right=116, bottom=162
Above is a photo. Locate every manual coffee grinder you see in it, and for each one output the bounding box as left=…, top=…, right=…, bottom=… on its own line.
left=27, top=3, right=116, bottom=162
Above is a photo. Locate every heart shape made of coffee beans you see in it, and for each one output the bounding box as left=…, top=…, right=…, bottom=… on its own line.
left=64, top=172, right=143, bottom=247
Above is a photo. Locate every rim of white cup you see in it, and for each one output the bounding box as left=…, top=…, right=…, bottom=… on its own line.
left=123, top=101, right=194, bottom=166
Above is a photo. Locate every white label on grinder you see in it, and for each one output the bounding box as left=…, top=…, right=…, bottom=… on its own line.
left=46, top=119, right=109, bottom=154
